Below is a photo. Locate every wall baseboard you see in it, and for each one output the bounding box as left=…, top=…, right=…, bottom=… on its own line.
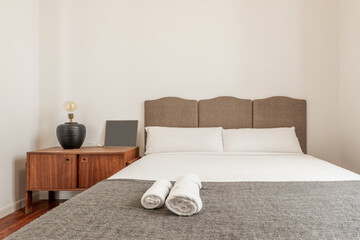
left=0, top=193, right=39, bottom=219
left=0, top=191, right=79, bottom=219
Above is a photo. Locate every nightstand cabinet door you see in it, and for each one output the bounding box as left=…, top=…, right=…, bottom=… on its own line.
left=28, top=154, right=77, bottom=189
left=78, top=154, right=125, bottom=188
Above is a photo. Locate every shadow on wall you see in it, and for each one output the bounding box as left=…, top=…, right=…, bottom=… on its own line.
left=13, top=158, right=26, bottom=206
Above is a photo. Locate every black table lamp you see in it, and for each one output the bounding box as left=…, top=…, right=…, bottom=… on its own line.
left=56, top=101, right=86, bottom=149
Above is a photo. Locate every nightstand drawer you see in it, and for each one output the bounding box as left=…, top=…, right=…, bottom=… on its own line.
left=78, top=154, right=124, bottom=188
left=28, top=154, right=77, bottom=189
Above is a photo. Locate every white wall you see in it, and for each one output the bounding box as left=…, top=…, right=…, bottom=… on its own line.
left=0, top=0, right=353, bottom=216
left=0, top=0, right=39, bottom=217
left=339, top=0, right=360, bottom=173
left=38, top=0, right=341, bottom=165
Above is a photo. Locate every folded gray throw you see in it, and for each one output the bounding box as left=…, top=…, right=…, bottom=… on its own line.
left=6, top=179, right=360, bottom=240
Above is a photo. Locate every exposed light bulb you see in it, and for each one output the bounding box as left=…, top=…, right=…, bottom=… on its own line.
left=63, top=101, right=78, bottom=113
left=63, top=101, right=78, bottom=123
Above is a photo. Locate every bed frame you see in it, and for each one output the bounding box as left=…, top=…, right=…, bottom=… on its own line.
left=145, top=96, right=307, bottom=153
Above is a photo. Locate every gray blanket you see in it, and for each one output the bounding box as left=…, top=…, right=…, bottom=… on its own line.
left=7, top=179, right=360, bottom=240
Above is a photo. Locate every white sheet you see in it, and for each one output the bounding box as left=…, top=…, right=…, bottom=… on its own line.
left=109, top=152, right=360, bottom=182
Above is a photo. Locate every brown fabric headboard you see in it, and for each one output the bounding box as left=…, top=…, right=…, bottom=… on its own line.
left=144, top=96, right=307, bottom=153
left=199, top=97, right=252, bottom=129
left=144, top=97, right=198, bottom=128
left=253, top=97, right=307, bottom=153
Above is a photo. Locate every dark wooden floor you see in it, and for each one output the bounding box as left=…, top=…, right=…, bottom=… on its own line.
left=0, top=200, right=65, bottom=239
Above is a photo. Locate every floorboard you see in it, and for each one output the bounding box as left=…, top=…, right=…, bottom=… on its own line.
left=0, top=200, right=65, bottom=239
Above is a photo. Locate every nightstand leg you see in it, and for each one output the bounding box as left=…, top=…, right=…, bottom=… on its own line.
left=25, top=191, right=32, bottom=214
left=48, top=191, right=55, bottom=203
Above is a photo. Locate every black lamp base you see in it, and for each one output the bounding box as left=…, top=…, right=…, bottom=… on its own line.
left=56, top=122, right=86, bottom=149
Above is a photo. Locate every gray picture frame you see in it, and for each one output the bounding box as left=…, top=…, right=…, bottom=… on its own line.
left=104, top=120, right=138, bottom=147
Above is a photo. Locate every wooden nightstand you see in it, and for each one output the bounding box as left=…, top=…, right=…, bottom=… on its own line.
left=25, top=146, right=139, bottom=213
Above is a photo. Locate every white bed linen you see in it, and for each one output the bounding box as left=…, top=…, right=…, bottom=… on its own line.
left=109, top=152, right=360, bottom=182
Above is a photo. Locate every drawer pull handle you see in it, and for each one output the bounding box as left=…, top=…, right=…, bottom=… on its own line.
left=81, top=157, right=88, bottom=163
left=65, top=158, right=72, bottom=163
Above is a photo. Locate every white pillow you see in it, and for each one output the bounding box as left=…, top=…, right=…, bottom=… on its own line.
left=145, top=127, right=223, bottom=155
left=223, top=127, right=303, bottom=153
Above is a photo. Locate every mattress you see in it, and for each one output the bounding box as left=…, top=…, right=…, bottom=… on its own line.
left=109, top=152, right=360, bottom=181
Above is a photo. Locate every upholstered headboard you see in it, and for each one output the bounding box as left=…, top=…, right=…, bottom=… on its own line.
left=198, top=97, right=252, bottom=129
left=144, top=96, right=307, bottom=153
left=144, top=97, right=198, bottom=128
left=253, top=97, right=307, bottom=153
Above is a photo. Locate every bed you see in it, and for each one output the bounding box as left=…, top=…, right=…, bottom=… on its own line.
left=7, top=96, right=360, bottom=240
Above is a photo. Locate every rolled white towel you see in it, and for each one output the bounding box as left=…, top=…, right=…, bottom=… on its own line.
left=175, top=173, right=202, bottom=189
left=165, top=174, right=202, bottom=216
left=141, top=179, right=172, bottom=209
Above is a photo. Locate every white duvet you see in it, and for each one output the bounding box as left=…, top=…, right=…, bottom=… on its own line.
left=109, top=152, right=360, bottom=182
